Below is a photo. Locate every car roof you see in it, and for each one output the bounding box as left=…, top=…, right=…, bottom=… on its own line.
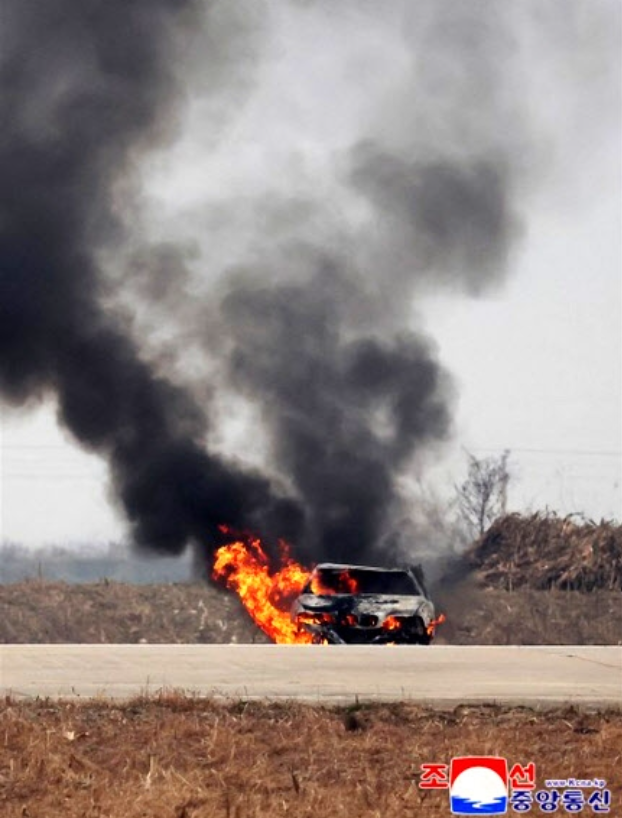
left=313, top=563, right=410, bottom=574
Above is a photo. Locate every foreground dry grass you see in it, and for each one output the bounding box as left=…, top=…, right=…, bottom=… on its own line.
left=1, top=696, right=620, bottom=817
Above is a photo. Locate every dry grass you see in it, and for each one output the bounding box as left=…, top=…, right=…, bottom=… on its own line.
left=1, top=695, right=620, bottom=817
left=2, top=579, right=620, bottom=645
left=433, top=582, right=622, bottom=645
left=465, top=513, right=622, bottom=591
left=0, top=580, right=269, bottom=644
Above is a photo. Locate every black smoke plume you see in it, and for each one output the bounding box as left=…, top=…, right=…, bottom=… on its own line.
left=215, top=2, right=523, bottom=564
left=0, top=1, right=303, bottom=560
left=5, top=2, right=601, bottom=570
left=222, top=266, right=454, bottom=564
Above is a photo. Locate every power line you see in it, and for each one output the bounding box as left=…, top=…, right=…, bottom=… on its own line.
left=468, top=446, right=622, bottom=458
left=3, top=443, right=622, bottom=457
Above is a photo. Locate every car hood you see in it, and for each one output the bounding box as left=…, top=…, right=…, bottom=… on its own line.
left=295, top=592, right=433, bottom=621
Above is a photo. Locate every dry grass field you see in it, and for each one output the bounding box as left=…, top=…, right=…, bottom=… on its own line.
left=0, top=580, right=269, bottom=645
left=1, top=579, right=620, bottom=645
left=1, top=694, right=620, bottom=818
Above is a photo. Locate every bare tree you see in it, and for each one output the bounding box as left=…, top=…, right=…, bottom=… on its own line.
left=456, top=449, right=511, bottom=538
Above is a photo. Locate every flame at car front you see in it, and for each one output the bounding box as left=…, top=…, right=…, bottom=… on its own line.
left=212, top=527, right=314, bottom=644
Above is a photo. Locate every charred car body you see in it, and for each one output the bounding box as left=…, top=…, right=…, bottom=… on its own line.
left=292, top=562, right=439, bottom=644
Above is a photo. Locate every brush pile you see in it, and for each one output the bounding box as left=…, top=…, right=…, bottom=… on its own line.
left=465, top=512, right=622, bottom=591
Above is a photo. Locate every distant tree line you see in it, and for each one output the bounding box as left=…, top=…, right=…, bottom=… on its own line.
left=0, top=541, right=192, bottom=584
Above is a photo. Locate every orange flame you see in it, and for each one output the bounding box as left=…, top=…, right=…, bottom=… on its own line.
left=310, top=570, right=359, bottom=595
left=426, top=612, right=446, bottom=636
left=212, top=528, right=313, bottom=644
left=383, top=615, right=404, bottom=631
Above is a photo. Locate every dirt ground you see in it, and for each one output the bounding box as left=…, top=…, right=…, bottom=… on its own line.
left=0, top=695, right=619, bottom=817
left=1, top=579, right=620, bottom=645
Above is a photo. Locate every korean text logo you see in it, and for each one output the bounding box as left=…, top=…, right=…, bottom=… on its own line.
left=418, top=756, right=611, bottom=815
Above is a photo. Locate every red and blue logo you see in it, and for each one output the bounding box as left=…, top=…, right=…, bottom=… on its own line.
left=450, top=756, right=509, bottom=815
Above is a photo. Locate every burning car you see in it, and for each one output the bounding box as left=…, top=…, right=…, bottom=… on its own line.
left=291, top=562, right=442, bottom=644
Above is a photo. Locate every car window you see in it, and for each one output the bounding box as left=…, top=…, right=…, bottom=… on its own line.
left=308, top=569, right=419, bottom=596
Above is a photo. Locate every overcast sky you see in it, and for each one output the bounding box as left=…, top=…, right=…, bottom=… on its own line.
left=1, top=0, right=620, bottom=548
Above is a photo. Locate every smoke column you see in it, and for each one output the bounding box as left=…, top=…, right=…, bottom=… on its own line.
left=3, top=1, right=614, bottom=568
left=216, top=2, right=523, bottom=563
left=0, top=1, right=303, bottom=557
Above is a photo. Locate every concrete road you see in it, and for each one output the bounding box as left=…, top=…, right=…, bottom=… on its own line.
left=1, top=645, right=620, bottom=707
